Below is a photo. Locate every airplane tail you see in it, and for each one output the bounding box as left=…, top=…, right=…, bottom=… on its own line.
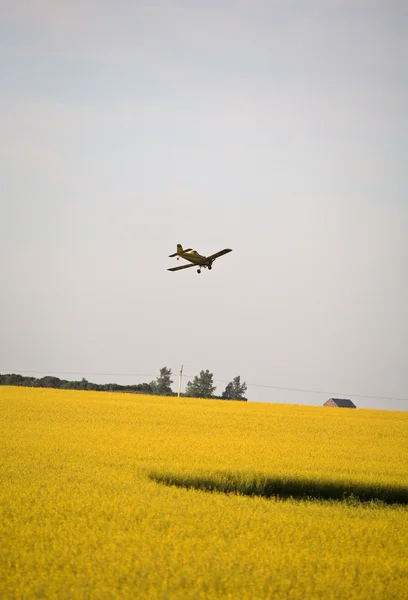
left=168, top=244, right=184, bottom=258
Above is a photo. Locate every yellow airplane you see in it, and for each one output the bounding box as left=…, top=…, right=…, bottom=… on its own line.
left=168, top=244, right=232, bottom=274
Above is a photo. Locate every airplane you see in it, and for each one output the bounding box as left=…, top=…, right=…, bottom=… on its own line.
left=168, top=244, right=232, bottom=274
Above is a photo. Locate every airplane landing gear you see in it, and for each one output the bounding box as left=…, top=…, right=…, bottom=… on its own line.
left=197, top=269, right=201, bottom=274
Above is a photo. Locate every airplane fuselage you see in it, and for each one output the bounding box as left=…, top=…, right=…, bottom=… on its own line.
left=179, top=251, right=212, bottom=267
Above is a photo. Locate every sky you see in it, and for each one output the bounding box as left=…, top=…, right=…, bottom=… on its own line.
left=1, top=0, right=407, bottom=410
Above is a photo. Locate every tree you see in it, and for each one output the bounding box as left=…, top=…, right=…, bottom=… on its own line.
left=185, top=370, right=216, bottom=399
left=79, top=377, right=89, bottom=390
left=222, top=376, right=247, bottom=401
left=150, top=367, right=174, bottom=396
left=37, top=376, right=62, bottom=389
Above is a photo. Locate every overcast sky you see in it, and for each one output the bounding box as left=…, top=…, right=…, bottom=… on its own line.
left=1, top=1, right=407, bottom=410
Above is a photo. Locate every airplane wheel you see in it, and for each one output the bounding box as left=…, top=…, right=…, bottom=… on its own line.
left=197, top=269, right=201, bottom=274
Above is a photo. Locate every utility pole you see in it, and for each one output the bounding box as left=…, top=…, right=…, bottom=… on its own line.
left=177, top=365, right=183, bottom=397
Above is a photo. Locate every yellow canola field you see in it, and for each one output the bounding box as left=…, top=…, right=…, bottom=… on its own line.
left=1, top=386, right=408, bottom=599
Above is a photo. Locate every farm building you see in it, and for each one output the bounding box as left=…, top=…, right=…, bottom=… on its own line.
left=324, top=398, right=356, bottom=408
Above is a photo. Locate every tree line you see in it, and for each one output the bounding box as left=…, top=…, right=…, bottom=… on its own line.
left=0, top=368, right=247, bottom=401
left=0, top=373, right=152, bottom=394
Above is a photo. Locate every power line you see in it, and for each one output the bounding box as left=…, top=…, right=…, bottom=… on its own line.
left=186, top=376, right=407, bottom=402
left=1, top=368, right=407, bottom=403
left=241, top=383, right=407, bottom=402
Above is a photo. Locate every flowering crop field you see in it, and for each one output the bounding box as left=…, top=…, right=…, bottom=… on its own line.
left=1, top=386, right=408, bottom=599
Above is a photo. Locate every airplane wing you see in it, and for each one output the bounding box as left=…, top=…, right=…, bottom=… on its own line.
left=168, top=263, right=197, bottom=272
left=207, top=248, right=232, bottom=261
